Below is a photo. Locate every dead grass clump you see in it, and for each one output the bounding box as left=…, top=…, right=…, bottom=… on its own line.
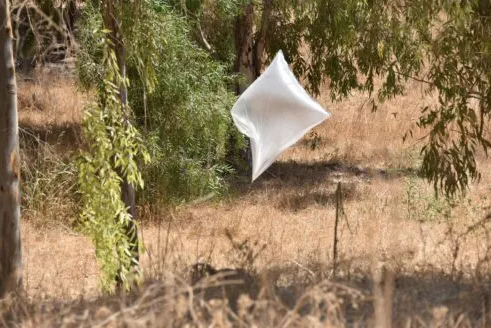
left=1, top=275, right=366, bottom=328
left=17, top=71, right=83, bottom=226
left=20, top=133, right=78, bottom=226
left=18, top=72, right=83, bottom=130
left=3, top=266, right=490, bottom=327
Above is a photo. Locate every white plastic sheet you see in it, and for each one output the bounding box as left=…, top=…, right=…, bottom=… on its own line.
left=231, top=50, right=331, bottom=181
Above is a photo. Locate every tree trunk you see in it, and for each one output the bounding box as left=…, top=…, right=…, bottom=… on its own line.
left=234, top=1, right=256, bottom=94
left=102, top=0, right=139, bottom=288
left=0, top=0, right=22, bottom=298
left=234, top=0, right=273, bottom=94
left=64, top=0, right=78, bottom=35
left=253, top=0, right=273, bottom=78
left=233, top=1, right=273, bottom=170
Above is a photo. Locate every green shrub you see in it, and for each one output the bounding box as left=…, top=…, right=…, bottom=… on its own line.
left=77, top=1, right=245, bottom=203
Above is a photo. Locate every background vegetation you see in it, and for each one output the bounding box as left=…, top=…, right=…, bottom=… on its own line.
left=78, top=1, right=244, bottom=204
left=2, top=0, right=491, bottom=326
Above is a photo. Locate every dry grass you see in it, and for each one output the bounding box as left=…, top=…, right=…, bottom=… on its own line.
left=17, top=70, right=82, bottom=226
left=3, top=71, right=491, bottom=327
left=18, top=70, right=82, bottom=133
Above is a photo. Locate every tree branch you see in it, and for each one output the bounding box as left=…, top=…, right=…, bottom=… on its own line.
left=193, top=20, right=213, bottom=54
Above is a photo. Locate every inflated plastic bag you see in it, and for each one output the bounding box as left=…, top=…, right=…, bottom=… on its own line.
left=231, top=51, right=331, bottom=181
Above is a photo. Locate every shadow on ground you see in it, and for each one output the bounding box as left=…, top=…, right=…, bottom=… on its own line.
left=19, top=123, right=82, bottom=152
left=231, top=159, right=420, bottom=211
left=237, top=159, right=419, bottom=189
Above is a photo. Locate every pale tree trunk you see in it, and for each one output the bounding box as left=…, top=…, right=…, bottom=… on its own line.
left=0, top=0, right=22, bottom=298
left=102, top=0, right=139, bottom=288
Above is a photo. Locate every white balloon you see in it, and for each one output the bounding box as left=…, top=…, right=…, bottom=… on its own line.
left=231, top=50, right=331, bottom=181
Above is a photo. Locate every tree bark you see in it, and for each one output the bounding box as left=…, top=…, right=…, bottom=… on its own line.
left=253, top=0, right=273, bottom=78
left=234, top=0, right=274, bottom=94
left=233, top=2, right=273, bottom=170
left=102, top=0, right=139, bottom=287
left=0, top=0, right=22, bottom=298
left=64, top=0, right=78, bottom=35
left=234, top=1, right=256, bottom=94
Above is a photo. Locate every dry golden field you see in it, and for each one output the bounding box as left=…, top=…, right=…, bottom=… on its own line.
left=2, top=69, right=491, bottom=327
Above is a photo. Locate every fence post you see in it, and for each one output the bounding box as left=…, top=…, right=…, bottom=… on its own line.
left=332, top=182, right=343, bottom=277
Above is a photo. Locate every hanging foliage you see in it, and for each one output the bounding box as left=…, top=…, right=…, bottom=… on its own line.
left=177, top=0, right=491, bottom=197
left=77, top=8, right=150, bottom=291
left=127, top=3, right=242, bottom=201
left=79, top=1, right=243, bottom=203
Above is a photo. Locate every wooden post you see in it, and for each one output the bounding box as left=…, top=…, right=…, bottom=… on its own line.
left=0, top=0, right=23, bottom=298
left=372, top=264, right=394, bottom=328
left=332, top=182, right=342, bottom=277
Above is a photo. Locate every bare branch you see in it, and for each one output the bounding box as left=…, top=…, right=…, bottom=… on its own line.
left=194, top=20, right=213, bottom=54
